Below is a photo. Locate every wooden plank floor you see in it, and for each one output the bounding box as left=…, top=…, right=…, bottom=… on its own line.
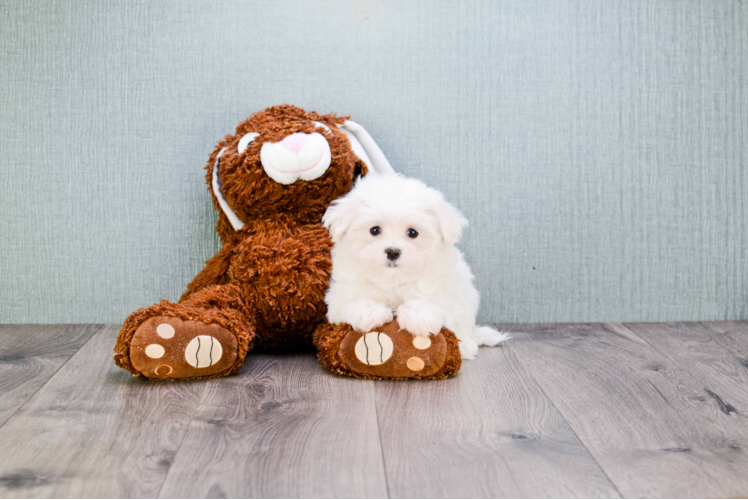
left=0, top=325, right=101, bottom=428
left=0, top=322, right=746, bottom=498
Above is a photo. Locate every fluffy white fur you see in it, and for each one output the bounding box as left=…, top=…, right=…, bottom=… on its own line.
left=322, top=174, right=509, bottom=360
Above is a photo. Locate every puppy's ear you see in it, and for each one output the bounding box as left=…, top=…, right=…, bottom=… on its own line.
left=432, top=199, right=468, bottom=244
left=323, top=195, right=361, bottom=243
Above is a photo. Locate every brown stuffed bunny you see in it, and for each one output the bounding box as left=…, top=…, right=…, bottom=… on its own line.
left=113, top=105, right=460, bottom=380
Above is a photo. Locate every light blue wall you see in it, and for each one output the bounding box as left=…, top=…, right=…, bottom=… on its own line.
left=1, top=0, right=746, bottom=324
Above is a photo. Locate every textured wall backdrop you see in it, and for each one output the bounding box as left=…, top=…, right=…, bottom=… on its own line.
left=1, top=0, right=746, bottom=324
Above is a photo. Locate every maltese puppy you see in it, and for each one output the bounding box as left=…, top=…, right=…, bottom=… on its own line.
left=322, top=173, right=509, bottom=359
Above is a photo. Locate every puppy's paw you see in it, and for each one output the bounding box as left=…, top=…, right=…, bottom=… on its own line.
left=396, top=300, right=445, bottom=337
left=474, top=325, right=511, bottom=346
left=342, top=300, right=394, bottom=332
left=459, top=337, right=479, bottom=360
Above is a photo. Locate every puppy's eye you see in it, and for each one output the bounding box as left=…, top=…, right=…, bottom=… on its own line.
left=406, top=228, right=418, bottom=238
left=370, top=226, right=381, bottom=236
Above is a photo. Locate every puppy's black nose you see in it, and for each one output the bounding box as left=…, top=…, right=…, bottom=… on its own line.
left=385, top=248, right=401, bottom=261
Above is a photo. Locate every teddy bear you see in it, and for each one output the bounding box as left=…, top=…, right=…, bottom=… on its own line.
left=113, top=105, right=461, bottom=380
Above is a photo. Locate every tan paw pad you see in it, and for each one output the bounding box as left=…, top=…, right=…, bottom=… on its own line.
left=154, top=365, right=173, bottom=377
left=354, top=332, right=393, bottom=365
left=145, top=344, right=165, bottom=359
left=184, top=335, right=223, bottom=368
left=407, top=356, right=425, bottom=371
left=156, top=323, right=175, bottom=339
left=412, top=336, right=431, bottom=349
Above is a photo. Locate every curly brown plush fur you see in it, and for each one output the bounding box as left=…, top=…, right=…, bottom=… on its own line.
left=113, top=105, right=461, bottom=380
left=208, top=106, right=359, bottom=242
left=115, top=105, right=365, bottom=378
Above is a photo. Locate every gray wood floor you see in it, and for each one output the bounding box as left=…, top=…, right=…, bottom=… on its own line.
left=0, top=322, right=747, bottom=498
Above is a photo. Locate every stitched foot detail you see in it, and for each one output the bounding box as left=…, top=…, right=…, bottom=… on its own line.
left=339, top=320, right=449, bottom=379
left=130, top=317, right=238, bottom=379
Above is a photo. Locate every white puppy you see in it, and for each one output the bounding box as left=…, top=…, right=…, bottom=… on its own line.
left=322, top=174, right=509, bottom=359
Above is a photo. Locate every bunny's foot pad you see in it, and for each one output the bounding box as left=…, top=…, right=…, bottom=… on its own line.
left=314, top=320, right=461, bottom=380
left=125, top=316, right=239, bottom=380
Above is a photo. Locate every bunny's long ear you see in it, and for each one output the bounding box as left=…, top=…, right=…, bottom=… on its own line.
left=212, top=147, right=246, bottom=231
left=338, top=120, right=395, bottom=175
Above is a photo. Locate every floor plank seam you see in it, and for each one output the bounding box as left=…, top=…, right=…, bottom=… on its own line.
left=601, top=323, right=658, bottom=350
left=7, top=323, right=745, bottom=497
left=613, top=322, right=745, bottom=418
left=372, top=382, right=392, bottom=500
left=0, top=324, right=105, bottom=431
left=501, top=330, right=625, bottom=499
left=154, top=376, right=211, bottom=499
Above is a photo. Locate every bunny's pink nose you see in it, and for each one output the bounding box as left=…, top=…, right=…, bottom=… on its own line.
left=281, top=133, right=308, bottom=154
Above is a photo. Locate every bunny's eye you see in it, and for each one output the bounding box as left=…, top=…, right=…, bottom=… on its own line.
left=313, top=121, right=331, bottom=134
left=370, top=226, right=381, bottom=236
left=237, top=132, right=259, bottom=154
